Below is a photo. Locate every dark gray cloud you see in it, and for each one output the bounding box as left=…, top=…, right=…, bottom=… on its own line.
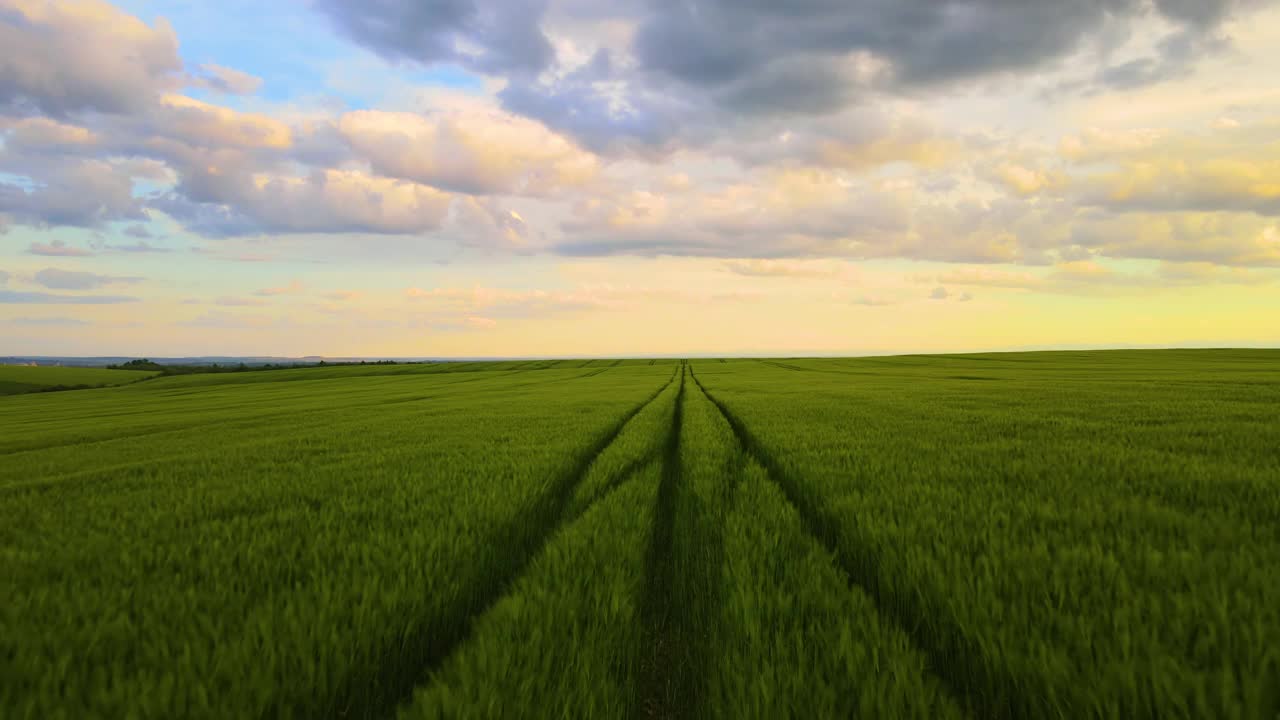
left=313, top=0, right=554, bottom=75
left=632, top=0, right=1243, bottom=90
left=501, top=0, right=1256, bottom=151
left=1092, top=27, right=1230, bottom=91
left=0, top=290, right=138, bottom=304
left=1155, top=0, right=1242, bottom=27
left=34, top=268, right=144, bottom=291
left=499, top=50, right=693, bottom=154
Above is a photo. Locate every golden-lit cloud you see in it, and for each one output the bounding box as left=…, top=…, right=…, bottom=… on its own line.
left=0, top=0, right=180, bottom=114
left=157, top=94, right=292, bottom=150
left=339, top=108, right=598, bottom=195
left=1, top=117, right=98, bottom=147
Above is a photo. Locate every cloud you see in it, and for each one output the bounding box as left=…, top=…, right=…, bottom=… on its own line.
left=0, top=290, right=138, bottom=304
left=152, top=93, right=292, bottom=150
left=0, top=0, right=180, bottom=115
left=405, top=282, right=763, bottom=322
left=322, top=290, right=363, bottom=301
left=408, top=315, right=500, bottom=332
left=464, top=316, right=498, bottom=329
left=495, top=0, right=1256, bottom=152
left=0, top=0, right=1274, bottom=274
left=1044, top=259, right=1271, bottom=294
left=255, top=280, right=303, bottom=296
left=28, top=239, right=93, bottom=257
left=555, top=169, right=1035, bottom=262
left=993, top=163, right=1064, bottom=197
left=498, top=50, right=691, bottom=154
left=214, top=296, right=269, bottom=307
left=313, top=0, right=554, bottom=75
left=1092, top=28, right=1228, bottom=91
left=0, top=159, right=147, bottom=228
left=112, top=241, right=171, bottom=253
left=33, top=267, right=143, bottom=290
left=188, top=63, right=263, bottom=96
left=321, top=0, right=1250, bottom=116
left=9, top=316, right=90, bottom=326
left=338, top=109, right=598, bottom=195
left=1071, top=212, right=1280, bottom=266
left=850, top=294, right=895, bottom=306
left=450, top=197, right=535, bottom=249
left=923, top=259, right=1278, bottom=296
left=933, top=267, right=1044, bottom=289
left=0, top=117, right=97, bottom=148
left=1063, top=123, right=1280, bottom=218
left=154, top=169, right=453, bottom=236
left=1155, top=260, right=1276, bottom=285
left=722, top=259, right=847, bottom=278
left=406, top=285, right=620, bottom=318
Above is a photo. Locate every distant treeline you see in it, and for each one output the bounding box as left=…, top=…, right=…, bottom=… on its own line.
left=106, top=358, right=413, bottom=375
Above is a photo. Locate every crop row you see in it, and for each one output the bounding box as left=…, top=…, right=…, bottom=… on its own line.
left=692, top=355, right=1280, bottom=719
left=1, top=364, right=676, bottom=718
left=0, top=365, right=157, bottom=396
left=396, top=362, right=963, bottom=718
left=4, top=351, right=1275, bottom=718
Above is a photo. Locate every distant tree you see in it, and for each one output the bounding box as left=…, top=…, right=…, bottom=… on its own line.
left=108, top=359, right=165, bottom=371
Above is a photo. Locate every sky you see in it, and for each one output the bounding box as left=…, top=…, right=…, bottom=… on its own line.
left=1, top=0, right=1278, bottom=358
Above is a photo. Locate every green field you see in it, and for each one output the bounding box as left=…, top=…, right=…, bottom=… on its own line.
left=0, top=365, right=158, bottom=396
left=2, top=350, right=1278, bottom=718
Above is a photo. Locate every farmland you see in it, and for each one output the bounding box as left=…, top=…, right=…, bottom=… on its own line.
left=0, top=365, right=158, bottom=396
left=2, top=350, right=1278, bottom=718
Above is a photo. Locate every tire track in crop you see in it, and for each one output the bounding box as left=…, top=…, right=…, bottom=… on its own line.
left=354, top=366, right=680, bottom=720
left=689, top=366, right=1026, bottom=720
left=2, top=371, right=538, bottom=460
left=756, top=359, right=808, bottom=372
left=6, top=368, right=648, bottom=497
left=636, top=361, right=689, bottom=720
left=755, top=358, right=991, bottom=383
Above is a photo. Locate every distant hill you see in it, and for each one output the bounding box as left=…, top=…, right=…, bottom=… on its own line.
left=0, top=355, right=626, bottom=367
left=1, top=356, right=432, bottom=367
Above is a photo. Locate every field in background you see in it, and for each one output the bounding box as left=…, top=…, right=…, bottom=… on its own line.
left=2, top=351, right=1278, bottom=718
left=0, top=365, right=158, bottom=396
